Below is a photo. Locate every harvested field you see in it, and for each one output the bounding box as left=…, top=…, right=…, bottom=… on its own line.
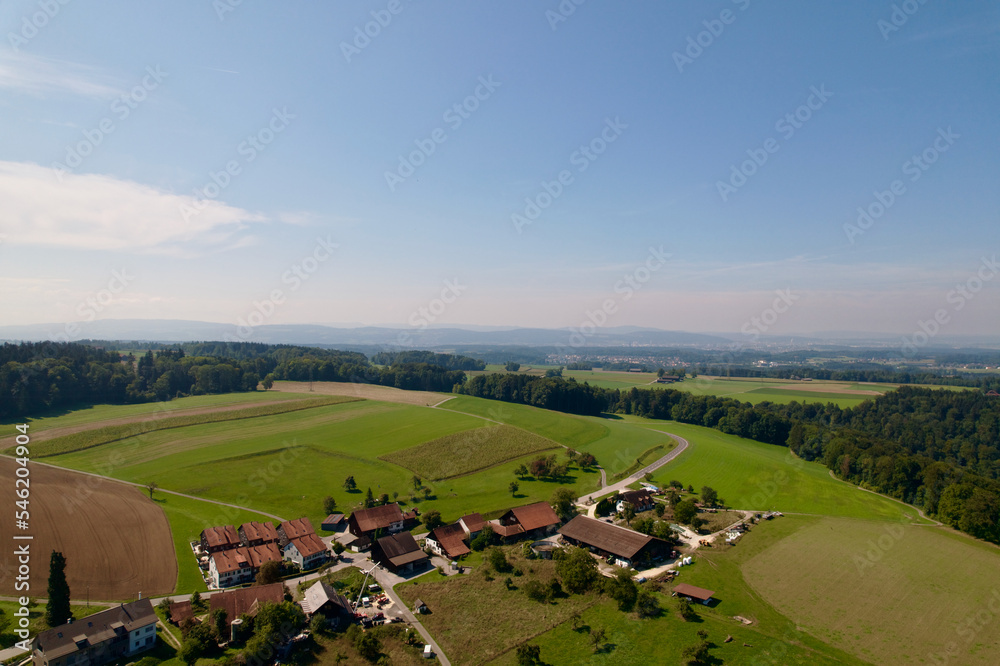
left=0, top=457, right=176, bottom=599
left=380, top=424, right=558, bottom=480
left=271, top=380, right=449, bottom=406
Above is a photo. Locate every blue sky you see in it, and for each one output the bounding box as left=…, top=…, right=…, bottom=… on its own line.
left=1, top=0, right=998, bottom=337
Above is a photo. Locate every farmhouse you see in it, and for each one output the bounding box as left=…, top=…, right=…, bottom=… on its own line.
left=372, top=532, right=429, bottom=574
left=348, top=503, right=405, bottom=538
left=166, top=600, right=194, bottom=626
left=299, top=580, right=353, bottom=628
left=210, top=582, right=286, bottom=630
left=277, top=517, right=316, bottom=546
left=493, top=501, right=561, bottom=542
left=616, top=489, right=655, bottom=512
left=208, top=543, right=282, bottom=588
left=673, top=583, right=716, bottom=605
left=239, top=521, right=279, bottom=547
left=558, top=515, right=670, bottom=567
left=201, top=525, right=240, bottom=553
left=32, top=599, right=157, bottom=666
left=425, top=522, right=471, bottom=559
left=459, top=513, right=485, bottom=539
left=283, top=533, right=329, bottom=570
left=321, top=513, right=345, bottom=531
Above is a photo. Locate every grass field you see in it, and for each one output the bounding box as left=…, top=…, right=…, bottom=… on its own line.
left=625, top=418, right=930, bottom=523
left=742, top=516, right=1000, bottom=665
left=381, top=424, right=559, bottom=480
left=22, top=396, right=358, bottom=457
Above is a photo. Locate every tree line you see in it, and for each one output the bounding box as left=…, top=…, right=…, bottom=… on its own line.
left=461, top=373, right=1000, bottom=544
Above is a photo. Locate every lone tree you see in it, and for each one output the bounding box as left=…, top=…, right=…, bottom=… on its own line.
left=421, top=510, right=444, bottom=531
left=145, top=481, right=158, bottom=500
left=700, top=486, right=718, bottom=507
left=322, top=496, right=337, bottom=515
left=256, top=560, right=282, bottom=586
left=412, top=475, right=422, bottom=490
left=45, top=551, right=72, bottom=627
left=364, top=487, right=375, bottom=508
left=509, top=481, right=519, bottom=497
left=343, top=475, right=357, bottom=492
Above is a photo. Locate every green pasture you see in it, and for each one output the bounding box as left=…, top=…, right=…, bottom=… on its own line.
left=628, top=418, right=930, bottom=522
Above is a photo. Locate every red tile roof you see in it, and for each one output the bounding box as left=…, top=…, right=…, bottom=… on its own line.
left=508, top=502, right=560, bottom=531
left=459, top=513, right=485, bottom=533
left=240, top=521, right=278, bottom=543
left=280, top=517, right=315, bottom=540
left=209, top=583, right=286, bottom=628
left=429, top=523, right=471, bottom=559
left=203, top=525, right=240, bottom=549
left=289, top=533, right=327, bottom=558
left=246, top=543, right=282, bottom=568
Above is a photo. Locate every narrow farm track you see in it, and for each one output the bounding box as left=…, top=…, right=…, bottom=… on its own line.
left=576, top=430, right=689, bottom=505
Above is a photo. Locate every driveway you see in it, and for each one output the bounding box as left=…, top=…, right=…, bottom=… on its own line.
left=576, top=431, right=689, bottom=506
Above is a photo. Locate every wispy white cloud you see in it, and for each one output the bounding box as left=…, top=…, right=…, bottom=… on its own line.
left=0, top=161, right=267, bottom=256
left=0, top=51, right=122, bottom=98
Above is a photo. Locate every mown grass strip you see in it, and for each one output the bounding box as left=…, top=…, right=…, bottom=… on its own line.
left=21, top=396, right=361, bottom=458
left=380, top=424, right=558, bottom=480
left=609, top=443, right=666, bottom=482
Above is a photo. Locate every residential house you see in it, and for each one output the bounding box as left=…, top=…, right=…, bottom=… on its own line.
left=458, top=513, right=485, bottom=539
left=425, top=523, right=471, bottom=559
left=283, top=533, right=329, bottom=570
left=238, top=521, right=279, bottom=547
left=277, top=517, right=315, bottom=547
left=616, top=489, right=656, bottom=513
left=493, top=501, right=561, bottom=542
left=299, top=581, right=353, bottom=628
left=208, top=543, right=282, bottom=588
left=200, top=525, right=240, bottom=553
left=32, top=599, right=157, bottom=666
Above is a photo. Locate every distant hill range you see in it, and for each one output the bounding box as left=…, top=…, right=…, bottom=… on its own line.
left=0, top=319, right=731, bottom=347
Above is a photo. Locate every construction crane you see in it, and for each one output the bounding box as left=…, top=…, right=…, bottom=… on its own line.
left=354, top=563, right=381, bottom=610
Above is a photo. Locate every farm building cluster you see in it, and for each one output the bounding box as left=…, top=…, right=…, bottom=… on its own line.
left=196, top=518, right=329, bottom=588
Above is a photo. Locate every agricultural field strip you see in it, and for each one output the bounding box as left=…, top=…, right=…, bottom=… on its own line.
left=22, top=458, right=288, bottom=521
left=16, top=396, right=358, bottom=458
left=381, top=424, right=561, bottom=480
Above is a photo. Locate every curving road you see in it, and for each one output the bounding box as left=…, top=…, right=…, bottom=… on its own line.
left=576, top=430, right=689, bottom=506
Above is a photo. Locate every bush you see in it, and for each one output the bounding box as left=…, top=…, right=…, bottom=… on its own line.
left=485, top=547, right=512, bottom=573
left=556, top=546, right=600, bottom=594
left=522, top=579, right=549, bottom=603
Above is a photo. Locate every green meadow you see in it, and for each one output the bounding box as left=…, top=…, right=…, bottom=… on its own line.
left=626, top=418, right=929, bottom=522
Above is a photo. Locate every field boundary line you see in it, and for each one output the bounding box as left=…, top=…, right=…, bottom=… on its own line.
left=4, top=456, right=287, bottom=522
left=825, top=469, right=942, bottom=526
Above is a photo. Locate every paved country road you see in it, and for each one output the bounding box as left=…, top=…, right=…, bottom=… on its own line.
left=576, top=430, right=689, bottom=506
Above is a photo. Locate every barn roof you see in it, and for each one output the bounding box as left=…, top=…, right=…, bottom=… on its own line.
left=507, top=501, right=560, bottom=531
left=246, top=542, right=282, bottom=567
left=618, top=489, right=654, bottom=505
left=673, top=583, right=715, bottom=601
left=558, top=515, right=660, bottom=559
left=376, top=532, right=428, bottom=567
left=351, top=503, right=405, bottom=532
left=459, top=513, right=485, bottom=533
left=300, top=580, right=351, bottom=616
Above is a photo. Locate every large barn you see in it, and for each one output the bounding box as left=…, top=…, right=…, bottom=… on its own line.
left=558, top=515, right=670, bottom=567
left=493, top=501, right=561, bottom=542
left=372, top=532, right=429, bottom=574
